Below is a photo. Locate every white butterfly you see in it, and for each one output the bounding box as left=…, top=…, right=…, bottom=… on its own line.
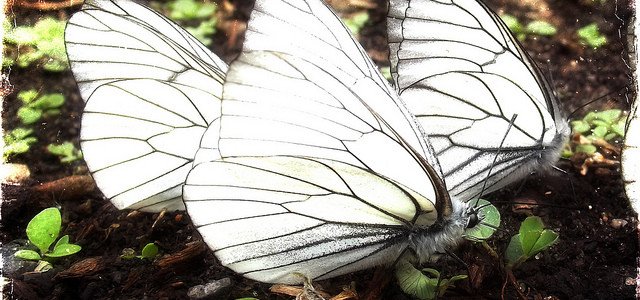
left=65, top=0, right=227, bottom=211
left=388, top=0, right=569, bottom=202
left=182, top=0, right=477, bottom=284
left=622, top=99, right=640, bottom=215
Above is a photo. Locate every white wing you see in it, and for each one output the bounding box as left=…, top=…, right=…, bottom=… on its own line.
left=65, top=0, right=227, bottom=211
left=184, top=0, right=462, bottom=284
left=623, top=99, right=640, bottom=215
left=388, top=0, right=569, bottom=202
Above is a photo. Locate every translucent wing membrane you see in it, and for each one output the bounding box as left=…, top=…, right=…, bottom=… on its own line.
left=65, top=0, right=228, bottom=211
left=388, top=0, right=569, bottom=202
left=184, top=0, right=461, bottom=284
left=622, top=100, right=640, bottom=215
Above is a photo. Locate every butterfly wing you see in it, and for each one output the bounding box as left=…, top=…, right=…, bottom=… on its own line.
left=622, top=99, right=640, bottom=215
left=65, top=0, right=227, bottom=211
left=388, top=0, right=569, bottom=202
left=184, top=0, right=451, bottom=284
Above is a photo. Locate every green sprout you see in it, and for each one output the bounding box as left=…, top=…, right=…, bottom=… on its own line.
left=500, top=14, right=557, bottom=41
left=396, top=260, right=467, bottom=300
left=343, top=12, right=370, bottom=35
left=121, top=242, right=159, bottom=259
left=464, top=199, right=501, bottom=242
left=3, top=17, right=68, bottom=71
left=14, top=208, right=82, bottom=266
left=161, top=0, right=217, bottom=46
left=505, top=216, right=558, bottom=269
left=563, top=109, right=626, bottom=157
left=17, top=89, right=65, bottom=125
left=379, top=66, right=392, bottom=82
left=3, top=127, right=37, bottom=160
left=577, top=23, right=607, bottom=49
left=47, top=142, right=83, bottom=163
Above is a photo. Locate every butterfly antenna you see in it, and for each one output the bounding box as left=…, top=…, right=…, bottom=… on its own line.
left=566, top=85, right=631, bottom=119
left=474, top=114, right=519, bottom=208
left=551, top=165, right=577, bottom=202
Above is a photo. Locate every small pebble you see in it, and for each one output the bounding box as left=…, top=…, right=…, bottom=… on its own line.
left=609, top=218, right=628, bottom=229
left=187, top=277, right=232, bottom=299
left=1, top=164, right=31, bottom=183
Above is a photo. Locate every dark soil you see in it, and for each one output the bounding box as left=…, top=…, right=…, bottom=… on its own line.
left=2, top=0, right=637, bottom=299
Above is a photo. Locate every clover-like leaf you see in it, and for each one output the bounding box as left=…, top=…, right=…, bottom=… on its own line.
left=464, top=199, right=500, bottom=242
left=15, top=249, right=41, bottom=261
left=26, top=207, right=61, bottom=254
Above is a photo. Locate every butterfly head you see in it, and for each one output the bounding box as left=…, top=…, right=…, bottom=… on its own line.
left=409, top=197, right=472, bottom=262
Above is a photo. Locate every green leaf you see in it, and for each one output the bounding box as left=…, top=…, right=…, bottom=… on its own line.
left=505, top=234, right=524, bottom=265
left=14, top=249, right=41, bottom=261
left=344, top=12, right=370, bottom=34
left=6, top=26, right=38, bottom=45
left=527, top=229, right=559, bottom=255
left=7, top=127, right=34, bottom=142
left=17, top=107, right=42, bottom=124
left=140, top=243, right=159, bottom=259
left=47, top=243, right=81, bottom=257
left=591, top=125, right=608, bottom=138
left=594, top=109, right=621, bottom=123
left=47, top=142, right=82, bottom=163
left=17, top=89, right=38, bottom=104
left=611, top=119, right=626, bottom=137
left=577, top=23, right=607, bottom=48
left=571, top=120, right=591, bottom=133
left=32, top=93, right=64, bottom=109
left=169, top=0, right=216, bottom=20
left=525, top=20, right=557, bottom=36
left=519, top=216, right=544, bottom=254
left=604, top=132, right=617, bottom=141
left=464, top=199, right=501, bottom=242
left=591, top=119, right=610, bottom=128
left=500, top=14, right=523, bottom=34
left=575, top=144, right=597, bottom=154
left=396, top=261, right=438, bottom=300
left=55, top=235, right=70, bottom=248
left=26, top=207, right=61, bottom=254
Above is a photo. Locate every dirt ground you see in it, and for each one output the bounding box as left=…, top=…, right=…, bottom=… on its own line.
left=1, top=0, right=638, bottom=299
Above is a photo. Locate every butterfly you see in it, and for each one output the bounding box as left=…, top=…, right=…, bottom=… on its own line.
left=388, top=0, right=569, bottom=202
left=622, top=99, right=640, bottom=215
left=66, top=0, right=566, bottom=285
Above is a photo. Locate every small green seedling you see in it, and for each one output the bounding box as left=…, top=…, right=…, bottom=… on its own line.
left=3, top=127, right=37, bottom=160
left=464, top=199, right=501, bottom=242
left=17, top=89, right=65, bottom=125
left=14, top=208, right=81, bottom=263
left=47, top=142, right=83, bottom=163
left=3, top=17, right=68, bottom=71
left=343, top=12, right=370, bottom=35
left=500, top=14, right=557, bottom=41
left=396, top=260, right=467, bottom=300
left=379, top=66, right=392, bottom=82
left=121, top=242, right=159, bottom=259
left=505, top=216, right=558, bottom=269
left=563, top=109, right=626, bottom=157
left=162, top=0, right=217, bottom=46
left=577, top=23, right=607, bottom=49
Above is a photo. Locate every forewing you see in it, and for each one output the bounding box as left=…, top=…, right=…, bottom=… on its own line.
left=65, top=0, right=227, bottom=211
left=388, top=0, right=568, bottom=201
